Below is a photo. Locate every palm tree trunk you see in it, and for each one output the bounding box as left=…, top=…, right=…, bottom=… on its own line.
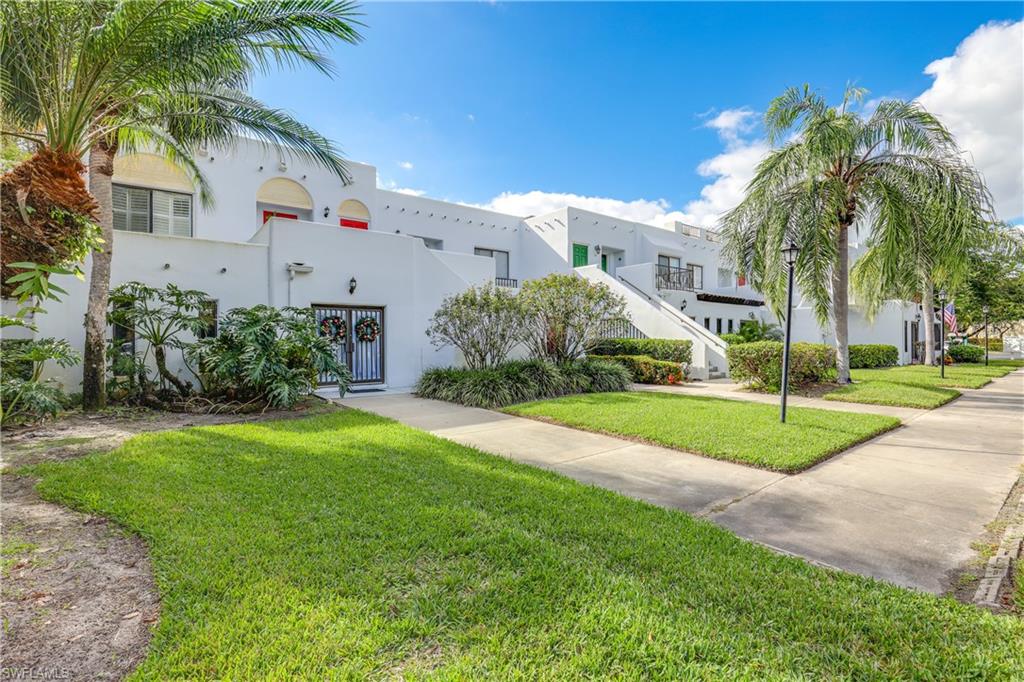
left=833, top=222, right=851, bottom=383
left=921, top=282, right=936, bottom=365
left=82, top=137, right=118, bottom=410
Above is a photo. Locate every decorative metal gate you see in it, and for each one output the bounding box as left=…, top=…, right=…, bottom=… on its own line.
left=313, top=305, right=385, bottom=385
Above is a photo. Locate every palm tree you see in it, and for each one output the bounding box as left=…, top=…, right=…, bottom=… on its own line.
left=1, top=0, right=362, bottom=409
left=720, top=85, right=992, bottom=382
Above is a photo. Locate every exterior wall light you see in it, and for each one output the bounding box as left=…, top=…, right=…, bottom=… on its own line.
left=349, top=277, right=358, bottom=295
left=323, top=206, right=330, bottom=218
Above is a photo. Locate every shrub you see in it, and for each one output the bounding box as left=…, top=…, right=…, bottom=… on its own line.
left=947, top=343, right=985, bottom=363
left=590, top=338, right=693, bottom=366
left=187, top=306, right=350, bottom=408
left=603, top=355, right=685, bottom=385
left=727, top=341, right=836, bottom=391
left=720, top=333, right=746, bottom=345
left=968, top=336, right=1003, bottom=351
left=519, top=274, right=627, bottom=362
left=425, top=282, right=527, bottom=369
left=849, top=344, right=899, bottom=369
left=416, top=358, right=630, bottom=409
left=737, top=319, right=783, bottom=342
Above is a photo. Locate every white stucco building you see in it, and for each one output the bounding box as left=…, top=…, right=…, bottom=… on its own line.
left=18, top=138, right=925, bottom=390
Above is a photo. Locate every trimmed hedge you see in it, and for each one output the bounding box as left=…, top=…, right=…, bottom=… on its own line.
left=720, top=333, right=746, bottom=345
left=590, top=338, right=692, bottom=366
left=415, top=358, right=631, bottom=409
left=947, top=343, right=985, bottom=363
left=968, top=336, right=1003, bottom=351
left=727, top=341, right=836, bottom=391
left=849, top=344, right=899, bottom=369
left=603, top=354, right=686, bottom=385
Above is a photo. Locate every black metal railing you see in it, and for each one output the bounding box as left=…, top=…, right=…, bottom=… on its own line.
left=655, top=264, right=694, bottom=291
left=599, top=317, right=647, bottom=339
left=495, top=277, right=518, bottom=288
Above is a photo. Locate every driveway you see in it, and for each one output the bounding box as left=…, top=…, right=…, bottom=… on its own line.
left=338, top=370, right=1024, bottom=593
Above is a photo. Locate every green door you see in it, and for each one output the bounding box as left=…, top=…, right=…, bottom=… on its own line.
left=600, top=253, right=608, bottom=272
left=572, top=243, right=588, bottom=267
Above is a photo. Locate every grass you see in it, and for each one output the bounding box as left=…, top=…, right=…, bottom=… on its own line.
left=505, top=391, right=897, bottom=473
left=21, top=411, right=1023, bottom=678
left=825, top=361, right=1024, bottom=409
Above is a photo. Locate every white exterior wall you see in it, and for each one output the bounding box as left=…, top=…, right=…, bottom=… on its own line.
left=12, top=136, right=919, bottom=392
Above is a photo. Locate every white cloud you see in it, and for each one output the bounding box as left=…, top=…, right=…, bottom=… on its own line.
left=378, top=175, right=425, bottom=197
left=466, top=113, right=476, bottom=123
left=397, top=160, right=414, bottom=170
left=917, top=20, right=1024, bottom=219
left=465, top=107, right=768, bottom=229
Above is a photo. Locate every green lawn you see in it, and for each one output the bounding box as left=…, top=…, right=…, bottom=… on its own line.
left=505, top=392, right=898, bottom=472
left=825, top=362, right=1024, bottom=409
left=23, top=411, right=1023, bottom=678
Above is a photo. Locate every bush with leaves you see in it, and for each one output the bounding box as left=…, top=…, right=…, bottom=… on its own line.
left=1, top=337, right=79, bottom=425
left=590, top=338, right=692, bottom=367
left=425, top=282, right=527, bottom=369
left=727, top=341, right=836, bottom=392
left=738, top=319, right=783, bottom=342
left=602, top=354, right=685, bottom=385
left=848, top=344, right=899, bottom=369
left=947, top=343, right=985, bottom=364
left=107, top=282, right=210, bottom=399
left=720, top=333, right=747, bottom=345
left=519, top=274, right=627, bottom=363
left=416, top=358, right=630, bottom=409
left=187, top=306, right=350, bottom=408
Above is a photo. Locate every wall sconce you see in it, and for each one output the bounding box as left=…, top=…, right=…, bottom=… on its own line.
left=680, top=300, right=688, bottom=311
left=323, top=206, right=330, bottom=218
left=349, top=277, right=358, bottom=295
left=594, top=245, right=602, bottom=254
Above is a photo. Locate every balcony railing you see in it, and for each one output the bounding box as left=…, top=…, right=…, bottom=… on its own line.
left=655, top=264, right=695, bottom=291
left=495, top=277, right=518, bottom=288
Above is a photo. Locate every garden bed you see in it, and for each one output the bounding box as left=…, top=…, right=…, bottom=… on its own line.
left=18, top=411, right=1024, bottom=678
left=505, top=391, right=900, bottom=473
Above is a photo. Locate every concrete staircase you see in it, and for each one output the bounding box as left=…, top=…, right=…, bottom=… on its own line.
left=577, top=265, right=730, bottom=381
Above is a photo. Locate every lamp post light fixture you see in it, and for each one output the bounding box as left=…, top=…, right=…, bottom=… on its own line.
left=349, top=276, right=358, bottom=295
left=938, top=289, right=948, bottom=378
left=779, top=240, right=800, bottom=423
left=983, top=304, right=990, bottom=366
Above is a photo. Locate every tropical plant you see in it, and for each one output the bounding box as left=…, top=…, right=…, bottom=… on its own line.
left=1, top=0, right=363, bottom=410
left=519, top=274, right=628, bottom=363
left=186, top=305, right=350, bottom=408
left=107, top=281, right=210, bottom=397
left=947, top=225, right=1024, bottom=337
left=1, top=337, right=79, bottom=425
left=1, top=262, right=81, bottom=331
left=426, top=282, right=527, bottom=369
left=721, top=85, right=992, bottom=382
left=737, top=319, right=783, bottom=342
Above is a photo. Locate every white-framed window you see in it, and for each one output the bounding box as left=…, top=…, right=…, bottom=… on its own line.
left=717, top=267, right=733, bottom=288
left=114, top=184, right=192, bottom=237
left=474, top=247, right=510, bottom=279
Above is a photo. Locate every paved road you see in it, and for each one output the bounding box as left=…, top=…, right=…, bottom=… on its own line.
left=339, top=370, right=1024, bottom=593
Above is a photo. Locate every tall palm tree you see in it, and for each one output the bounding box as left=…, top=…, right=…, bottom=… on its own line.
left=1, top=0, right=362, bottom=409
left=720, top=85, right=991, bottom=382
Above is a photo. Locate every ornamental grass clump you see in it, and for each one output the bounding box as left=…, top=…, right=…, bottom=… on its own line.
left=728, top=341, right=836, bottom=392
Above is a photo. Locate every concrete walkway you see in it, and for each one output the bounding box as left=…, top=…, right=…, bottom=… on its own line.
left=339, top=370, right=1024, bottom=593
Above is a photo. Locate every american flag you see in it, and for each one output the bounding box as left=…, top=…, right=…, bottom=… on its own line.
left=943, top=302, right=957, bottom=332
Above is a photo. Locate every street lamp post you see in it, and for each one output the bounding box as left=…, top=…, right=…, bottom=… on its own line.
left=983, top=305, right=990, bottom=366
left=779, top=240, right=799, bottom=423
left=938, top=289, right=948, bottom=378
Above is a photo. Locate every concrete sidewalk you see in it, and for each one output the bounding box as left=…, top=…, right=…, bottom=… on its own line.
left=339, top=370, right=1024, bottom=593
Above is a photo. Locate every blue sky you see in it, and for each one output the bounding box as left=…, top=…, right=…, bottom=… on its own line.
left=252, top=2, right=1024, bottom=225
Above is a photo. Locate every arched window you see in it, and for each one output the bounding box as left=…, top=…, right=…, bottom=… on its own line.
left=338, top=199, right=370, bottom=230
left=112, top=153, right=194, bottom=237
left=257, top=177, right=313, bottom=224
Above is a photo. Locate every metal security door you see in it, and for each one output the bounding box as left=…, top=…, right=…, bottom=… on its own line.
left=313, top=306, right=385, bottom=385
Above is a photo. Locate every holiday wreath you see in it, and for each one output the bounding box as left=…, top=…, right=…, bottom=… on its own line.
left=355, top=316, right=381, bottom=342
left=319, top=315, right=346, bottom=342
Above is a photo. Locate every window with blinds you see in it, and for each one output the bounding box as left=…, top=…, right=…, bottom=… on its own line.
left=113, top=185, right=192, bottom=237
